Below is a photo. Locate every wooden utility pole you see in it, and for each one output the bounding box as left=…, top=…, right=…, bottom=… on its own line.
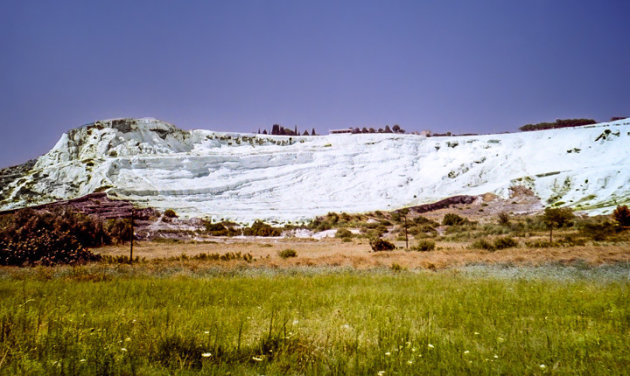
left=405, top=215, right=409, bottom=249
left=129, top=209, right=134, bottom=264
left=397, top=208, right=409, bottom=249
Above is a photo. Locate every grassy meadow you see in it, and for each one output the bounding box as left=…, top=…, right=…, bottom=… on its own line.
left=0, top=265, right=628, bottom=375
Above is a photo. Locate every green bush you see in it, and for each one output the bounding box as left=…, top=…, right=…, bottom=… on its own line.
left=525, top=239, right=561, bottom=248
left=442, top=213, right=467, bottom=226
left=360, top=223, right=388, bottom=238
left=498, top=212, right=510, bottom=226
left=105, top=218, right=131, bottom=244
left=243, top=221, right=282, bottom=237
left=203, top=221, right=242, bottom=236
left=414, top=240, right=435, bottom=252
left=204, top=221, right=228, bottom=236
left=390, top=263, right=404, bottom=272
left=579, top=220, right=616, bottom=241
left=559, top=234, right=586, bottom=246
left=369, top=238, right=395, bottom=252
left=493, top=236, right=518, bottom=249
left=335, top=228, right=353, bottom=239
left=278, top=249, right=297, bottom=259
left=412, top=215, right=439, bottom=226
left=470, top=238, right=495, bottom=251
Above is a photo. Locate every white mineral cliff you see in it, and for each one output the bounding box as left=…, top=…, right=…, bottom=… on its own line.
left=1, top=117, right=628, bottom=223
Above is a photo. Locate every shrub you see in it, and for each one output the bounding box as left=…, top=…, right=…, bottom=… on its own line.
left=525, top=239, right=561, bottom=248
left=243, top=221, right=282, bottom=237
left=335, top=228, right=353, bottom=239
left=559, top=234, right=586, bottom=246
left=369, top=238, right=395, bottom=252
left=106, top=218, right=131, bottom=244
left=390, top=263, right=404, bottom=272
left=0, top=209, right=102, bottom=266
left=613, top=205, right=630, bottom=227
left=442, top=213, right=467, bottom=226
left=326, top=212, right=340, bottom=224
left=411, top=224, right=437, bottom=237
left=2, top=208, right=111, bottom=248
left=414, top=240, right=435, bottom=252
left=203, top=221, right=242, bottom=236
left=493, top=236, right=518, bottom=249
left=413, top=216, right=439, bottom=226
left=164, top=209, right=178, bottom=218
left=278, top=249, right=297, bottom=259
left=360, top=223, right=388, bottom=238
left=579, top=220, right=616, bottom=241
left=498, top=212, right=511, bottom=226
left=470, top=238, right=495, bottom=251
left=204, top=221, right=228, bottom=236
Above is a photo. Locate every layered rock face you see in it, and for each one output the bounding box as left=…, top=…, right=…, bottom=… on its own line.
left=1, top=117, right=629, bottom=223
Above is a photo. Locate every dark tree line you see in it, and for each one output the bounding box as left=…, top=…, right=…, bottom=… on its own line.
left=519, top=118, right=597, bottom=132
left=350, top=124, right=405, bottom=134
left=258, top=124, right=317, bottom=136
left=258, top=123, right=408, bottom=135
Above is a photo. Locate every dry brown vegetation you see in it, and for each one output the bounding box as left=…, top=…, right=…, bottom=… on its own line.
left=95, top=235, right=630, bottom=271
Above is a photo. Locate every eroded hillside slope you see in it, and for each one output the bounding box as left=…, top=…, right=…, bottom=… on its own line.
left=1, top=117, right=628, bottom=222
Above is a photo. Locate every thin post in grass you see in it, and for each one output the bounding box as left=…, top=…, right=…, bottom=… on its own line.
left=405, top=216, right=409, bottom=249
left=398, top=208, right=409, bottom=249
left=129, top=208, right=134, bottom=264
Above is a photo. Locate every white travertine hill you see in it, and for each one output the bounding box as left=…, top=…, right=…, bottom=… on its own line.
left=0, top=117, right=628, bottom=223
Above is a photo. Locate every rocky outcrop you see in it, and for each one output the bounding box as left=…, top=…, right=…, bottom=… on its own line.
left=408, top=195, right=477, bottom=214
left=0, top=192, right=157, bottom=220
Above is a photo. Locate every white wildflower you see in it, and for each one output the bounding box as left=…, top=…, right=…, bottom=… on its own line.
left=540, top=364, right=546, bottom=369
left=201, top=353, right=212, bottom=358
left=428, top=343, right=434, bottom=349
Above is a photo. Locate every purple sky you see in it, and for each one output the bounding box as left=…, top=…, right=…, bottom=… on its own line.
left=1, top=0, right=629, bottom=167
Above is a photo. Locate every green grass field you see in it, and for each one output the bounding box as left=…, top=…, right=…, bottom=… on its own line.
left=0, top=265, right=628, bottom=375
